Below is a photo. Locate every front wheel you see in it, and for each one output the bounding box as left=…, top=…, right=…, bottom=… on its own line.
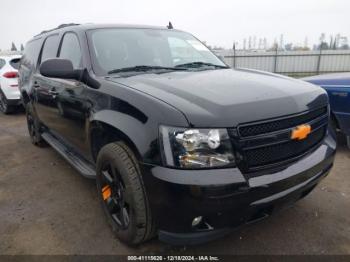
left=96, top=142, right=155, bottom=245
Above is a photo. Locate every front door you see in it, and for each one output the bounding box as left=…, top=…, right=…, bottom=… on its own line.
left=35, top=32, right=90, bottom=158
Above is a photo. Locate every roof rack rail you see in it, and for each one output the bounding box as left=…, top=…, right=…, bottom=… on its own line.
left=35, top=23, right=80, bottom=37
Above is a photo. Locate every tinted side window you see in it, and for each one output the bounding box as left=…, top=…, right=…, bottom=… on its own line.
left=40, top=35, right=59, bottom=63
left=0, top=59, right=5, bottom=69
left=22, top=39, right=42, bottom=68
left=59, top=33, right=82, bottom=69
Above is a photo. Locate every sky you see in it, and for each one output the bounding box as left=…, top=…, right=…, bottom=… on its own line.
left=0, top=0, right=349, bottom=50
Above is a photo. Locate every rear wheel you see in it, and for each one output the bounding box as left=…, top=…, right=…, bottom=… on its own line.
left=25, top=103, right=46, bottom=147
left=0, top=89, right=13, bottom=114
left=96, top=142, right=155, bottom=245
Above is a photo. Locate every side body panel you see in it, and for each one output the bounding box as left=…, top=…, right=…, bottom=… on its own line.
left=306, top=77, right=350, bottom=136
left=19, top=27, right=189, bottom=167
left=324, top=86, right=350, bottom=135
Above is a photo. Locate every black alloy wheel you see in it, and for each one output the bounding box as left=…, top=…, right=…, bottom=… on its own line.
left=100, top=163, right=130, bottom=229
left=96, top=142, right=155, bottom=245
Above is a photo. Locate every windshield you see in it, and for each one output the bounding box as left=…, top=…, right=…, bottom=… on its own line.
left=87, top=28, right=227, bottom=75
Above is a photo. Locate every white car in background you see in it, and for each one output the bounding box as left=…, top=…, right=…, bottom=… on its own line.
left=0, top=54, right=22, bottom=114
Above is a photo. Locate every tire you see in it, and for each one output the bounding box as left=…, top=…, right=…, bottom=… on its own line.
left=25, top=103, right=47, bottom=147
left=0, top=88, right=13, bottom=114
left=96, top=142, right=155, bottom=246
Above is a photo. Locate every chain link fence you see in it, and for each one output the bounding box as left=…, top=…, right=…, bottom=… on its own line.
left=216, top=49, right=350, bottom=77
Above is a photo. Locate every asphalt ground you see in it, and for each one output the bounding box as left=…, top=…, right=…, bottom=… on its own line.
left=0, top=112, right=349, bottom=255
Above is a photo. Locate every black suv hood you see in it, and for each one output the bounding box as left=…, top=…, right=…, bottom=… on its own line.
left=107, top=68, right=328, bottom=127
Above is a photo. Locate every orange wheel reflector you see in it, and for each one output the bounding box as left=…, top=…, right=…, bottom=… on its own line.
left=102, top=185, right=112, bottom=201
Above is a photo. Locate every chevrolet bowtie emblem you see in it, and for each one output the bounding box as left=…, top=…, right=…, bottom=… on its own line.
left=291, top=124, right=312, bottom=140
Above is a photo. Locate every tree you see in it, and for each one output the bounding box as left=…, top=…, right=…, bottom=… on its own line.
left=340, top=44, right=349, bottom=50
left=267, top=43, right=278, bottom=51
left=11, top=42, right=17, bottom=51
left=20, top=44, right=24, bottom=51
left=284, top=43, right=293, bottom=51
left=293, top=46, right=310, bottom=51
left=318, top=42, right=329, bottom=50
left=321, top=42, right=329, bottom=50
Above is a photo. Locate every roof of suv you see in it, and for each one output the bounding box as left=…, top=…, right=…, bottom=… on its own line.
left=33, top=23, right=178, bottom=39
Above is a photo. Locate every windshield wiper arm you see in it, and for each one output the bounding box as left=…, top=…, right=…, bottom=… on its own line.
left=175, top=62, right=229, bottom=69
left=108, top=65, right=186, bottom=74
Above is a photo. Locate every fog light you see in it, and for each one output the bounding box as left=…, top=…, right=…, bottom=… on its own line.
left=192, top=216, right=203, bottom=227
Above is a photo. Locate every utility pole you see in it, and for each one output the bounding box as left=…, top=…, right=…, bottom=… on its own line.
left=274, top=44, right=278, bottom=73
left=233, top=42, right=236, bottom=68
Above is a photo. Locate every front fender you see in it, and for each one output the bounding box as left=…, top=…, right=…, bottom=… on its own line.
left=90, top=109, right=156, bottom=159
left=86, top=79, right=189, bottom=164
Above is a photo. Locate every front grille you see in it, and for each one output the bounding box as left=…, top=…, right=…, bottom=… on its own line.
left=239, top=107, right=327, bottom=137
left=245, top=126, right=326, bottom=167
left=234, top=106, right=329, bottom=172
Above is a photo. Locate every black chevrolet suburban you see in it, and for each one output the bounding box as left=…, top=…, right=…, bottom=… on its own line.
left=18, top=23, right=336, bottom=246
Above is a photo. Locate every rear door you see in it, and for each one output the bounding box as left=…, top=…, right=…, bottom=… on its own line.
left=18, top=38, right=42, bottom=97
left=34, top=34, right=60, bottom=124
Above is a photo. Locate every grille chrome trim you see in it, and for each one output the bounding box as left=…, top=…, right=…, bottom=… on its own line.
left=238, top=107, right=328, bottom=138
left=242, top=115, right=328, bottom=150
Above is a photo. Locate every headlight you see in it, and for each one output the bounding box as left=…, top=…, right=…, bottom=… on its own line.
left=160, top=126, right=235, bottom=169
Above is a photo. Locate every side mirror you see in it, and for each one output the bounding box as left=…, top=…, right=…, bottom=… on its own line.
left=40, top=58, right=81, bottom=80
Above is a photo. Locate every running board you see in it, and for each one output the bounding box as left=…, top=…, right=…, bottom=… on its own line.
left=41, top=132, right=96, bottom=179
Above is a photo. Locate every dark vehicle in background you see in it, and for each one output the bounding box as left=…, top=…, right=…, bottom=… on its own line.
left=19, top=24, right=336, bottom=246
left=303, top=73, right=350, bottom=149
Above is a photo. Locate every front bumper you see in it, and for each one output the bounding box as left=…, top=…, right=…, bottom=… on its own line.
left=141, top=131, right=336, bottom=245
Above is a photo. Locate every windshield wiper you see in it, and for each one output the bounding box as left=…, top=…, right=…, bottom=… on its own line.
left=175, top=62, right=229, bottom=69
left=108, top=65, right=186, bottom=74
